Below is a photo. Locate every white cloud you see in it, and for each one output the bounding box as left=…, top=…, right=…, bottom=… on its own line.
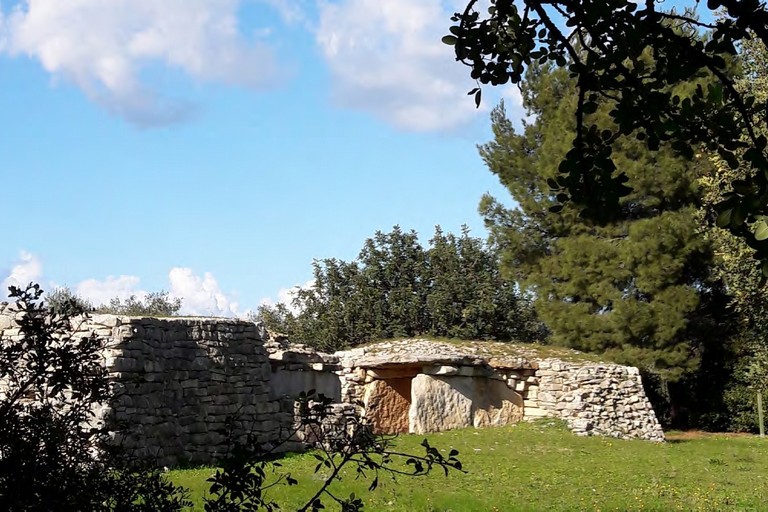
left=76, top=275, right=145, bottom=306
left=1, top=252, right=245, bottom=317
left=316, top=0, right=485, bottom=132
left=168, top=267, right=240, bottom=317
left=72, top=267, right=241, bottom=317
left=2, top=250, right=43, bottom=296
left=0, top=0, right=279, bottom=126
left=259, top=279, right=314, bottom=314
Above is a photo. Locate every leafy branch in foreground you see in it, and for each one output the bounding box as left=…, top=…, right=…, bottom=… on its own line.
left=204, top=391, right=464, bottom=512
left=446, top=0, right=768, bottom=277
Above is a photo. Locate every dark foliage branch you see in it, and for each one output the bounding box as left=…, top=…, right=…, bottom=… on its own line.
left=0, top=283, right=191, bottom=511
left=446, top=0, right=768, bottom=277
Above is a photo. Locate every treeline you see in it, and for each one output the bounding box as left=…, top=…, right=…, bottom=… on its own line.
left=45, top=287, right=182, bottom=317
left=254, top=226, right=545, bottom=352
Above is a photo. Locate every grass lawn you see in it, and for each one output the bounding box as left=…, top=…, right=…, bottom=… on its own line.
left=168, top=420, right=768, bottom=511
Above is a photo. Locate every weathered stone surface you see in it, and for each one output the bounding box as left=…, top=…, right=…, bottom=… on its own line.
left=0, top=312, right=278, bottom=467
left=422, top=365, right=459, bottom=376
left=472, top=378, right=523, bottom=428
left=530, top=359, right=664, bottom=442
left=366, top=367, right=420, bottom=380
left=339, top=340, right=663, bottom=442
left=409, top=375, right=473, bottom=434
left=364, top=378, right=411, bottom=434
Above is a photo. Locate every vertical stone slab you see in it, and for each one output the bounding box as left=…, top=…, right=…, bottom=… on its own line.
left=472, top=378, right=524, bottom=428
left=363, top=378, right=411, bottom=434
left=409, top=374, right=473, bottom=434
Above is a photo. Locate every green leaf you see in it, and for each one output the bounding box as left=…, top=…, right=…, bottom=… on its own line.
left=707, top=83, right=723, bottom=103
left=718, top=148, right=739, bottom=169
left=441, top=35, right=458, bottom=45
left=716, top=208, right=733, bottom=228
left=732, top=180, right=753, bottom=195
left=732, top=204, right=747, bottom=227
left=755, top=220, right=768, bottom=241
left=582, top=101, right=598, bottom=114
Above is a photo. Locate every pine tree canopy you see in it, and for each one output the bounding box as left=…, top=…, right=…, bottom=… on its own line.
left=479, top=65, right=727, bottom=381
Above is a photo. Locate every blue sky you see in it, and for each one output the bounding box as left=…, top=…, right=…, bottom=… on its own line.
left=0, top=0, right=525, bottom=315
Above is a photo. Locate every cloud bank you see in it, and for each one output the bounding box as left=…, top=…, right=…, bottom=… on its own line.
left=316, top=0, right=483, bottom=132
left=168, top=267, right=240, bottom=317
left=1, top=0, right=526, bottom=132
left=1, top=252, right=243, bottom=317
left=0, top=0, right=279, bottom=126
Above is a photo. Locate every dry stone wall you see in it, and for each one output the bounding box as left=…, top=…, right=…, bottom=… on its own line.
left=90, top=315, right=280, bottom=466
left=529, top=360, right=664, bottom=441
left=0, top=308, right=279, bottom=466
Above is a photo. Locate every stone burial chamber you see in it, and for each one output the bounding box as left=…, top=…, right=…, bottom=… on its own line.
left=278, top=338, right=665, bottom=442
left=0, top=308, right=666, bottom=466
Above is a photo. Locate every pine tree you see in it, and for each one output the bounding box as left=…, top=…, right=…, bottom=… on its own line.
left=479, top=64, right=727, bottom=389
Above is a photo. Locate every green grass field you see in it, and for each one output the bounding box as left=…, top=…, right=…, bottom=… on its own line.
left=168, top=420, right=768, bottom=511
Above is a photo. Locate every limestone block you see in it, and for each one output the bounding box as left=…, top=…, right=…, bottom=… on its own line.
left=524, top=406, right=549, bottom=418
left=472, top=378, right=523, bottom=428
left=422, top=365, right=459, bottom=376
left=366, top=367, right=420, bottom=380
left=409, top=375, right=473, bottom=434
left=363, top=378, right=411, bottom=434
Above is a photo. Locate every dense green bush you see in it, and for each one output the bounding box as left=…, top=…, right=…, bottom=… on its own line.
left=254, top=225, right=545, bottom=352
left=0, top=284, right=191, bottom=511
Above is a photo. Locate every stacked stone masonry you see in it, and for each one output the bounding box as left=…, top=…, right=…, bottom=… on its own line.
left=0, top=311, right=665, bottom=467
left=0, top=307, right=281, bottom=467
